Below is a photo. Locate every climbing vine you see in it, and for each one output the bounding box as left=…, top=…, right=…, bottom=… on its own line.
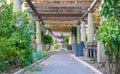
left=98, top=0, right=120, bottom=74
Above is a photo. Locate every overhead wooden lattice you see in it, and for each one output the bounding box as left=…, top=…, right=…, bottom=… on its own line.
left=24, top=0, right=94, bottom=32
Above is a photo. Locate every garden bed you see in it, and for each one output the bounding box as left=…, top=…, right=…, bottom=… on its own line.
left=14, top=52, right=52, bottom=74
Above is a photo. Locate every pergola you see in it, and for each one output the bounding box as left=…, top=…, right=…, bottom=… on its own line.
left=12, top=0, right=105, bottom=63
left=23, top=0, right=99, bottom=32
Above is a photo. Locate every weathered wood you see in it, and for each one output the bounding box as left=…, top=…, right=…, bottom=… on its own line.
left=44, top=21, right=78, bottom=24
left=81, top=0, right=99, bottom=20
left=42, top=17, right=81, bottom=20
left=38, top=13, right=83, bottom=17
left=30, top=0, right=93, bottom=2
left=26, top=0, right=44, bottom=25
left=25, top=3, right=91, bottom=8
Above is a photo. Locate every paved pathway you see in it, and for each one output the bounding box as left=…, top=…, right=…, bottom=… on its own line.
left=28, top=51, right=94, bottom=74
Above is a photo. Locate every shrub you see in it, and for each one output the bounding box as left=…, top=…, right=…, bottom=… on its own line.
left=34, top=51, right=50, bottom=61
left=0, top=2, right=33, bottom=73
left=53, top=42, right=60, bottom=50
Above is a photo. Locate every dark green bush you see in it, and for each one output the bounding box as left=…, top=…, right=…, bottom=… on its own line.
left=0, top=2, right=33, bottom=73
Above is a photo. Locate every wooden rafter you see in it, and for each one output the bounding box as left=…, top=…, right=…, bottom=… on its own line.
left=26, top=0, right=44, bottom=25
left=24, top=0, right=96, bottom=32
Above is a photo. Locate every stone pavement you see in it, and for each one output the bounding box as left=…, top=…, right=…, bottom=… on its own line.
left=28, top=51, right=94, bottom=74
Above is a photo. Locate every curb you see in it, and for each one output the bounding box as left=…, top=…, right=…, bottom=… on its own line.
left=70, top=54, right=103, bottom=74
left=13, top=53, right=52, bottom=74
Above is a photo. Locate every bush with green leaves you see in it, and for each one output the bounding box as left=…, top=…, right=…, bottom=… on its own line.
left=42, top=34, right=53, bottom=51
left=34, top=51, right=50, bottom=61
left=53, top=42, right=60, bottom=50
left=98, top=0, right=120, bottom=74
left=64, top=35, right=69, bottom=47
left=0, top=1, right=33, bottom=73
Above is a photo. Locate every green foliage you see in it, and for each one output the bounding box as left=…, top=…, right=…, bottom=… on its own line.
left=42, top=34, right=53, bottom=44
left=64, top=36, right=69, bottom=47
left=25, top=65, right=42, bottom=72
left=71, top=27, right=77, bottom=40
left=34, top=51, right=50, bottom=61
left=0, top=2, right=33, bottom=73
left=100, top=0, right=120, bottom=19
left=53, top=42, right=60, bottom=50
left=98, top=0, right=120, bottom=74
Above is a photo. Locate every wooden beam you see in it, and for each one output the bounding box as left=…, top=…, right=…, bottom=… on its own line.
left=38, top=13, right=83, bottom=17
left=50, top=28, right=71, bottom=32
left=38, top=12, right=85, bottom=14
left=31, top=0, right=93, bottom=2
left=42, top=17, right=81, bottom=20
left=81, top=0, right=99, bottom=20
left=26, top=0, right=44, bottom=25
left=25, top=3, right=91, bottom=8
left=36, top=8, right=88, bottom=11
left=44, top=21, right=78, bottom=24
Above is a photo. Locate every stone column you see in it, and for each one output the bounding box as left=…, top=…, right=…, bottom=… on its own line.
left=13, top=0, right=22, bottom=12
left=69, top=34, right=72, bottom=45
left=97, top=0, right=106, bottom=63
left=97, top=41, right=106, bottom=62
left=87, top=10, right=94, bottom=42
left=29, top=14, right=36, bottom=48
left=81, top=21, right=86, bottom=43
left=72, top=34, right=75, bottom=50
left=7, top=0, right=11, bottom=4
left=36, top=20, right=42, bottom=51
left=77, top=25, right=81, bottom=43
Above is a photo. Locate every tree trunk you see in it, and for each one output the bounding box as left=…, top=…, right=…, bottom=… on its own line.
left=47, top=44, right=51, bottom=51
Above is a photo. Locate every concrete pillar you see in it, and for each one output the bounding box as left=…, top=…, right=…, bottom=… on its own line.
left=81, top=21, right=86, bottom=43
left=7, top=0, right=10, bottom=4
left=46, top=30, right=49, bottom=34
left=69, top=35, right=72, bottom=45
left=36, top=20, right=42, bottom=51
left=97, top=41, right=106, bottom=62
left=13, top=0, right=22, bottom=12
left=72, top=34, right=75, bottom=50
left=87, top=10, right=94, bottom=42
left=29, top=14, right=36, bottom=48
left=97, top=0, right=106, bottom=63
left=77, top=25, right=81, bottom=43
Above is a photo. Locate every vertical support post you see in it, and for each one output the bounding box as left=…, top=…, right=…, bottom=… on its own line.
left=97, top=0, right=106, bottom=63
left=69, top=34, right=72, bottom=45
left=29, top=13, right=36, bottom=48
left=77, top=25, right=81, bottom=43
left=81, top=21, right=86, bottom=43
left=7, top=0, right=11, bottom=4
left=36, top=20, right=42, bottom=51
left=97, top=41, right=106, bottom=62
left=87, top=10, right=94, bottom=42
left=72, top=34, right=75, bottom=50
left=13, top=0, right=22, bottom=12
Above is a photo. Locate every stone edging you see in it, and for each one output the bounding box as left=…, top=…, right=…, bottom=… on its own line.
left=70, top=54, right=103, bottom=74
left=13, top=53, right=52, bottom=74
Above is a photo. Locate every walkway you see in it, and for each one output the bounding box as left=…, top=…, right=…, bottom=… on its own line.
left=28, top=51, right=94, bottom=74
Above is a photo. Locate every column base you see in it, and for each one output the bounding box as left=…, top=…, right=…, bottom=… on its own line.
left=31, top=41, right=36, bottom=48
left=36, top=42, right=42, bottom=51
left=97, top=41, right=106, bottom=63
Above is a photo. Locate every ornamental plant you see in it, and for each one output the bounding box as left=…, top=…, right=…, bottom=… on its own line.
left=97, top=0, right=120, bottom=74
left=42, top=34, right=53, bottom=51
left=0, top=1, right=33, bottom=73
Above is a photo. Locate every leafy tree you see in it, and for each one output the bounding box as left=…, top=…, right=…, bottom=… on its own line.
left=98, top=0, right=120, bottom=74
left=0, top=1, right=33, bottom=73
